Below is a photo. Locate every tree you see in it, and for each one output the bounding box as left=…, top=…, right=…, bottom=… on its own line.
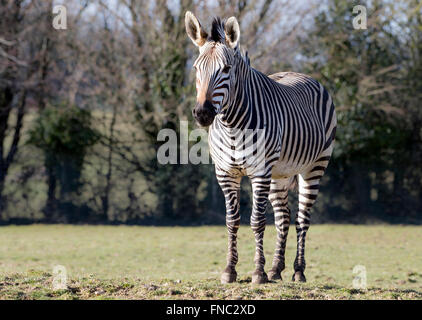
left=300, top=0, right=422, bottom=221
left=0, top=1, right=34, bottom=216
left=28, top=103, right=99, bottom=221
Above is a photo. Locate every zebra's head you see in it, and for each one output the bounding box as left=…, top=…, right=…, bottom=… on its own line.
left=185, top=11, right=240, bottom=127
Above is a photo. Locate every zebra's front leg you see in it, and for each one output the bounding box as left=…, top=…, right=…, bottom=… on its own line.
left=250, top=176, right=271, bottom=284
left=268, top=179, right=290, bottom=281
left=293, top=171, right=322, bottom=282
left=218, top=174, right=242, bottom=284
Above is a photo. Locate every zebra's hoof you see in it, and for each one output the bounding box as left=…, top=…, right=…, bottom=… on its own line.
left=268, top=269, right=282, bottom=281
left=292, top=271, right=306, bottom=282
left=221, top=272, right=237, bottom=284
left=221, top=268, right=237, bottom=284
left=252, top=270, right=268, bottom=284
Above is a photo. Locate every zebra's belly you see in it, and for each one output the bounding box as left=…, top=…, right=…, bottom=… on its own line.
left=209, top=144, right=256, bottom=177
left=271, top=160, right=302, bottom=179
left=271, top=153, right=318, bottom=179
left=271, top=119, right=326, bottom=179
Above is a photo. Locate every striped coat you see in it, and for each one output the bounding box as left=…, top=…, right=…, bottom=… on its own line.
left=185, top=12, right=336, bottom=284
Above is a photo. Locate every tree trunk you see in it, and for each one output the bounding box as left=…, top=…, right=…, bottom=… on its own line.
left=101, top=107, right=117, bottom=222
left=0, top=87, right=14, bottom=218
left=0, top=173, right=5, bottom=217
left=44, top=154, right=58, bottom=222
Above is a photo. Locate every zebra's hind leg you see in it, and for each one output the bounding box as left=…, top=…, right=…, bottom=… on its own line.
left=250, top=176, right=271, bottom=284
left=267, top=178, right=291, bottom=281
left=293, top=164, right=327, bottom=282
left=217, top=174, right=242, bottom=284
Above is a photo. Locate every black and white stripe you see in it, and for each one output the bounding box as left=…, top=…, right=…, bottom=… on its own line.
left=186, top=13, right=336, bottom=284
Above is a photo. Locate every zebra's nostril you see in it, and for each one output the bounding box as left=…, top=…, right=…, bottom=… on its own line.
left=192, top=109, right=197, bottom=116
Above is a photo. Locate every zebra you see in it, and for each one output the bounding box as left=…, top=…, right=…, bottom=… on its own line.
left=185, top=12, right=337, bottom=284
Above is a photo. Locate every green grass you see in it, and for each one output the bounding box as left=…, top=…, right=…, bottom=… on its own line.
left=0, top=224, right=421, bottom=299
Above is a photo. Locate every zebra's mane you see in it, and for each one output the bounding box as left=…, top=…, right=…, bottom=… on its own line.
left=209, top=17, right=226, bottom=43
left=208, top=16, right=250, bottom=67
left=234, top=48, right=250, bottom=67
left=242, top=50, right=250, bottom=66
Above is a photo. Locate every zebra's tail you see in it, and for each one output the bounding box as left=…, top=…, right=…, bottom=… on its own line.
left=288, top=175, right=298, bottom=191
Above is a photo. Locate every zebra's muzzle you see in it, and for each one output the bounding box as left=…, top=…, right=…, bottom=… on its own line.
left=193, top=100, right=216, bottom=127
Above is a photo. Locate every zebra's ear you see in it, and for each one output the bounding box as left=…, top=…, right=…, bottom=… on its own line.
left=185, top=11, right=208, bottom=47
left=224, top=16, right=240, bottom=49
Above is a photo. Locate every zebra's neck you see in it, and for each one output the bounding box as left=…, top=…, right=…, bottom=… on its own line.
left=217, top=54, right=253, bottom=129
left=217, top=58, right=280, bottom=131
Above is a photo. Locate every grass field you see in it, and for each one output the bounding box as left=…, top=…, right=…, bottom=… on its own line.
left=0, top=224, right=421, bottom=300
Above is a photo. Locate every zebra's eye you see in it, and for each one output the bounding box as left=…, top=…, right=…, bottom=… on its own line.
left=222, top=65, right=232, bottom=73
